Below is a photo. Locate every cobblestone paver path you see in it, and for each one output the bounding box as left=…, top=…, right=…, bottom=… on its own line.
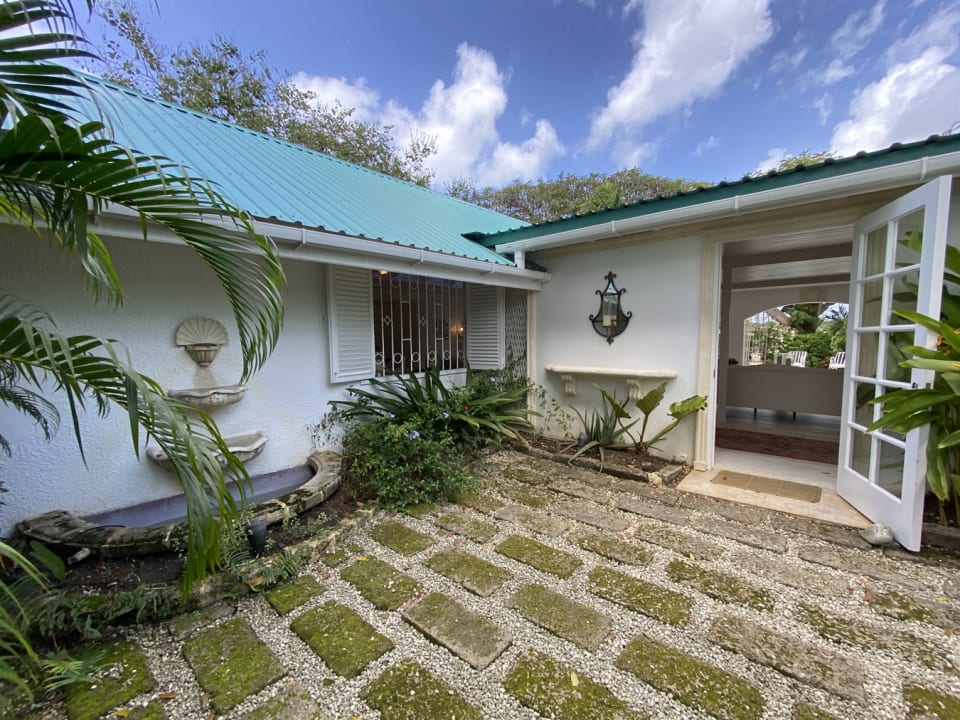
left=53, top=450, right=960, bottom=719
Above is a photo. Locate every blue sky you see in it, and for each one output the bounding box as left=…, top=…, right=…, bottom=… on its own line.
left=81, top=0, right=960, bottom=188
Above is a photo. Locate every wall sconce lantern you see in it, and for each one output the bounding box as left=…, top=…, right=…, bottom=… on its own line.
left=590, top=271, right=631, bottom=344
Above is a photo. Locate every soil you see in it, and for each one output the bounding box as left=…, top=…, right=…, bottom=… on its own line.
left=521, top=435, right=678, bottom=483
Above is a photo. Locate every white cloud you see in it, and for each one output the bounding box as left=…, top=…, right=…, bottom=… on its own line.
left=291, top=73, right=380, bottom=121
left=587, top=0, right=773, bottom=159
left=813, top=93, right=832, bottom=126
left=830, top=6, right=960, bottom=156
left=755, top=147, right=787, bottom=174
left=293, top=44, right=564, bottom=187
left=475, top=120, right=564, bottom=185
left=830, top=2, right=885, bottom=62
left=831, top=48, right=960, bottom=156
left=822, top=59, right=854, bottom=85
left=813, top=2, right=885, bottom=86
left=693, top=135, right=718, bottom=157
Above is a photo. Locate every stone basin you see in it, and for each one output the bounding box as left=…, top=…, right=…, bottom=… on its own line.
left=146, top=430, right=268, bottom=471
left=166, top=384, right=247, bottom=409
left=15, top=452, right=341, bottom=557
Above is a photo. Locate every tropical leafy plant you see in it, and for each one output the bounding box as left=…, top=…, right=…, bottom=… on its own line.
left=330, top=366, right=535, bottom=445
left=620, top=382, right=708, bottom=454
left=0, top=0, right=285, bottom=594
left=867, top=308, right=960, bottom=524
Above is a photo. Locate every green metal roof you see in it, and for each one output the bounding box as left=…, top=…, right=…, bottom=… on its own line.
left=73, top=75, right=522, bottom=265
left=476, top=134, right=960, bottom=247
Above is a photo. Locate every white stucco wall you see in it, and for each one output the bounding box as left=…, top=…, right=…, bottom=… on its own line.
left=532, top=236, right=705, bottom=462
left=0, top=228, right=342, bottom=534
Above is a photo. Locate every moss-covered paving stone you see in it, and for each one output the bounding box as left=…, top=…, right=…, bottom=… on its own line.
left=321, top=543, right=362, bottom=568
left=616, top=633, right=764, bottom=720
left=508, top=584, right=611, bottom=651
left=340, top=557, right=421, bottom=610
left=65, top=641, right=156, bottom=720
left=573, top=531, right=653, bottom=566
left=498, top=482, right=554, bottom=508
left=434, top=512, right=499, bottom=542
left=793, top=704, right=839, bottom=720
left=401, top=502, right=438, bottom=517
left=265, top=575, right=326, bottom=615
left=798, top=603, right=953, bottom=673
left=496, top=534, right=582, bottom=578
left=588, top=566, right=692, bottom=626
left=238, top=681, right=327, bottom=720
left=425, top=549, right=513, bottom=597
left=126, top=703, right=167, bottom=720
left=494, top=504, right=570, bottom=536
left=708, top=614, right=866, bottom=703
left=864, top=587, right=960, bottom=631
left=503, top=465, right=551, bottom=485
left=362, top=659, right=481, bottom=720
left=632, top=522, right=723, bottom=560
left=666, top=559, right=773, bottom=611
left=290, top=601, right=394, bottom=678
left=182, top=617, right=285, bottom=712
left=903, top=684, right=960, bottom=719
left=452, top=491, right=505, bottom=514
left=403, top=592, right=511, bottom=669
left=368, top=520, right=435, bottom=555
left=503, top=649, right=642, bottom=720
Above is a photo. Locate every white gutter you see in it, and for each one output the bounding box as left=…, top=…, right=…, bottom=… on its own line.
left=92, top=207, right=550, bottom=292
left=494, top=150, right=960, bottom=254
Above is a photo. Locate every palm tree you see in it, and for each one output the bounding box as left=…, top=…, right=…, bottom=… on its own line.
left=0, top=0, right=286, bottom=592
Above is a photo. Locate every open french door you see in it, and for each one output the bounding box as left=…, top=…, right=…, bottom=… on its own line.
left=837, top=176, right=952, bottom=550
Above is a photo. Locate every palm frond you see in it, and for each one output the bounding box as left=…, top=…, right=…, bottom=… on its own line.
left=0, top=1, right=95, bottom=120
left=0, top=113, right=286, bottom=378
left=0, top=306, right=246, bottom=589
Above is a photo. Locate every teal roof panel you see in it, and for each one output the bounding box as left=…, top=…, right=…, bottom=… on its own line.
left=73, top=75, right=523, bottom=265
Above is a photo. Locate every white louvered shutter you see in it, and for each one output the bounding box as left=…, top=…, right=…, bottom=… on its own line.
left=465, top=284, right=505, bottom=370
left=327, top=266, right=375, bottom=383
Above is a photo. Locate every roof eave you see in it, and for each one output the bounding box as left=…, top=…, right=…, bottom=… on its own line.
left=93, top=206, right=549, bottom=291
left=494, top=150, right=960, bottom=255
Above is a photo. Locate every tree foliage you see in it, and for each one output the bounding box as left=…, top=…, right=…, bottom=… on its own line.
left=446, top=168, right=709, bottom=224
left=96, top=1, right=436, bottom=184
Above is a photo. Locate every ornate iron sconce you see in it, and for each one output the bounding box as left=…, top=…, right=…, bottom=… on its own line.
left=590, top=272, right=631, bottom=344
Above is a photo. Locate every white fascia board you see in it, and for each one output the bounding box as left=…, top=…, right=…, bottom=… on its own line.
left=494, top=151, right=960, bottom=254
left=90, top=207, right=550, bottom=291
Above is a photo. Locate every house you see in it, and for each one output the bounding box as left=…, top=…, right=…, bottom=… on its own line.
left=0, top=76, right=547, bottom=535
left=3, top=74, right=960, bottom=551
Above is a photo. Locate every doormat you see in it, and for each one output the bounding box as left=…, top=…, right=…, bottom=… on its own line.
left=711, top=471, right=822, bottom=503
left=715, top=428, right=839, bottom=465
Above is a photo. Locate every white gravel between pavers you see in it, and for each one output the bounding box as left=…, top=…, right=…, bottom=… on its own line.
left=56, top=451, right=960, bottom=720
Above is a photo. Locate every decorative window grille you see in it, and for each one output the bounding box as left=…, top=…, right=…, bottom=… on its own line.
left=504, top=288, right=527, bottom=379
left=372, top=271, right=465, bottom=376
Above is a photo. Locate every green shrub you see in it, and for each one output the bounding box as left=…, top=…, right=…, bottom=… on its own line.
left=341, top=418, right=476, bottom=509
left=330, top=366, right=535, bottom=448
left=783, top=332, right=834, bottom=368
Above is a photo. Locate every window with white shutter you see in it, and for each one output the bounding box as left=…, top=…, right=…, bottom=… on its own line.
left=465, top=284, right=505, bottom=370
left=327, top=266, right=375, bottom=383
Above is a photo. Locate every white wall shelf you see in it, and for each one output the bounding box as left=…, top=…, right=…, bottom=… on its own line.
left=545, top=365, right=678, bottom=399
